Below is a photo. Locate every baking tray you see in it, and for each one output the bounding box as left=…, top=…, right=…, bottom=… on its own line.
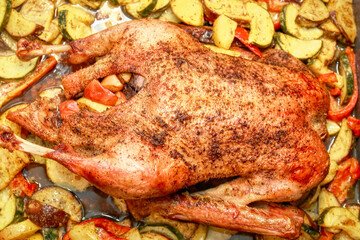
left=0, top=1, right=359, bottom=239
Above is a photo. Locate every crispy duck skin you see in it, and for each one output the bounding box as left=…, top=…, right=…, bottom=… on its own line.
left=2, top=19, right=330, bottom=238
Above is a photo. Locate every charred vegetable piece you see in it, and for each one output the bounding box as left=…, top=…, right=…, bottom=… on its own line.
left=0, top=0, right=11, bottom=31
left=171, top=0, right=204, bottom=26
left=32, top=186, right=82, bottom=222
left=296, top=0, right=329, bottom=27
left=25, top=198, right=70, bottom=228
left=327, top=0, right=356, bottom=44
left=203, top=0, right=250, bottom=27
left=12, top=196, right=24, bottom=224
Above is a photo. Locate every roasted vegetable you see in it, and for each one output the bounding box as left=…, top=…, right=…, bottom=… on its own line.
left=339, top=53, right=354, bottom=105
left=0, top=219, right=41, bottom=240
left=25, top=198, right=70, bottom=227
left=171, top=0, right=204, bottom=26
left=280, top=3, right=323, bottom=40
left=212, top=15, right=237, bottom=49
left=83, top=79, right=118, bottom=106
left=296, top=0, right=329, bottom=27
left=319, top=207, right=360, bottom=239
left=327, top=0, right=356, bottom=44
left=328, top=119, right=353, bottom=163
left=19, top=0, right=54, bottom=29
left=246, top=2, right=274, bottom=48
left=0, top=188, right=15, bottom=231
left=58, top=4, right=94, bottom=41
left=203, top=0, right=250, bottom=27
left=5, top=9, right=38, bottom=37
left=204, top=44, right=241, bottom=57
left=0, top=0, right=11, bottom=31
left=0, top=55, right=38, bottom=79
left=275, top=32, right=322, bottom=60
left=32, top=186, right=83, bottom=222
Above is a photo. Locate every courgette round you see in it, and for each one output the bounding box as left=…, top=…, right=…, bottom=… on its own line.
left=139, top=223, right=186, bottom=240
left=0, top=0, right=11, bottom=31
left=137, top=0, right=157, bottom=16
left=339, top=53, right=354, bottom=105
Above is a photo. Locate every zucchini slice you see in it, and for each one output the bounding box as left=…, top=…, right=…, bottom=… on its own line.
left=137, top=0, right=157, bottom=16
left=327, top=0, right=356, bottom=44
left=0, top=55, right=38, bottom=79
left=42, top=228, right=59, bottom=240
left=319, top=207, right=360, bottom=239
left=171, top=0, right=204, bottom=26
left=5, top=9, right=37, bottom=37
left=58, top=7, right=94, bottom=41
left=296, top=0, right=329, bottom=27
left=280, top=3, right=323, bottom=40
left=158, top=7, right=182, bottom=23
left=0, top=0, right=11, bottom=31
left=339, top=53, right=354, bottom=105
left=152, top=0, right=170, bottom=12
left=212, top=14, right=237, bottom=50
left=328, top=118, right=353, bottom=162
left=139, top=223, right=185, bottom=240
left=275, top=32, right=322, bottom=60
left=246, top=2, right=275, bottom=48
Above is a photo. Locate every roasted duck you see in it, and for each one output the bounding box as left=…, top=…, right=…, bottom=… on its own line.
left=0, top=19, right=330, bottom=238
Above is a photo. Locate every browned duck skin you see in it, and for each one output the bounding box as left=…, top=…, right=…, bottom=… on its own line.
left=2, top=19, right=330, bottom=238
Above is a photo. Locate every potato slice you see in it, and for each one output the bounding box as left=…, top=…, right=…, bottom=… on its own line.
left=296, top=0, right=329, bottom=27
left=5, top=9, right=37, bottom=37
left=46, top=159, right=91, bottom=192
left=204, top=44, right=241, bottom=57
left=327, top=0, right=356, bottom=44
left=68, top=222, right=99, bottom=240
left=38, top=19, right=60, bottom=42
left=319, top=19, right=341, bottom=39
left=212, top=15, right=237, bottom=50
left=158, top=7, right=181, bottom=23
left=328, top=118, right=353, bottom=163
left=20, top=0, right=54, bottom=29
left=203, top=0, right=251, bottom=27
left=0, top=194, right=15, bottom=231
left=11, top=0, right=26, bottom=8
left=0, top=105, right=30, bottom=190
left=0, top=219, right=41, bottom=240
left=171, top=0, right=204, bottom=26
left=0, top=55, right=38, bottom=79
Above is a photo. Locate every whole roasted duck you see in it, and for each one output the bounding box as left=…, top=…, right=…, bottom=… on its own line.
left=0, top=19, right=330, bottom=238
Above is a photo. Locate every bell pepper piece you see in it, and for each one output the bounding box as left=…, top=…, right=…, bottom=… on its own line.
left=63, top=218, right=131, bottom=240
left=59, top=100, right=80, bottom=119
left=9, top=172, right=38, bottom=198
left=318, top=72, right=337, bottom=84
left=347, top=116, right=360, bottom=137
left=273, top=18, right=281, bottom=30
left=234, top=26, right=262, bottom=58
left=327, top=47, right=358, bottom=122
left=327, top=158, right=360, bottom=203
left=204, top=16, right=262, bottom=58
left=329, top=87, right=341, bottom=96
left=319, top=228, right=334, bottom=240
left=84, top=80, right=118, bottom=106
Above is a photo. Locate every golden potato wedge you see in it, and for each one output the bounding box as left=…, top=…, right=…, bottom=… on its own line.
left=5, top=9, right=37, bottom=37
left=171, top=0, right=204, bottom=26
left=212, top=15, right=237, bottom=49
